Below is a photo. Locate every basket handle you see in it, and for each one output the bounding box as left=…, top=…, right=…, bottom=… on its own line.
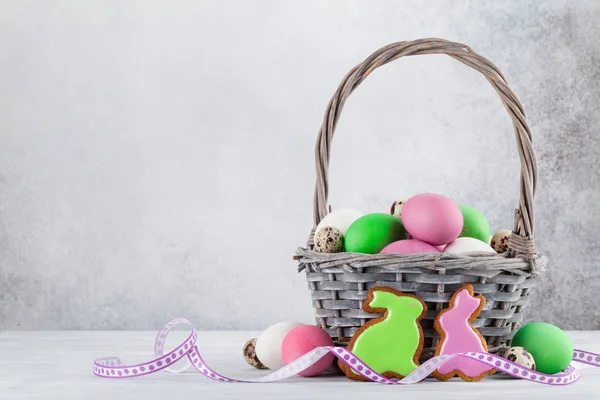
left=312, top=38, right=538, bottom=259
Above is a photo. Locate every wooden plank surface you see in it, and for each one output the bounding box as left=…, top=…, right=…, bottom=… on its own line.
left=1, top=330, right=599, bottom=399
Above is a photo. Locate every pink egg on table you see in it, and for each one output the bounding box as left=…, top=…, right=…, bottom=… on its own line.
left=401, top=193, right=463, bottom=246
left=281, top=325, right=334, bottom=377
left=380, top=239, right=440, bottom=254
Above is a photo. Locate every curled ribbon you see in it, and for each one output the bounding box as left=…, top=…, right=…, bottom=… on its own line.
left=93, top=318, right=598, bottom=385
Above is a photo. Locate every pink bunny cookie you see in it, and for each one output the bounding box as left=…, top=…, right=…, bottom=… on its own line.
left=433, top=284, right=496, bottom=381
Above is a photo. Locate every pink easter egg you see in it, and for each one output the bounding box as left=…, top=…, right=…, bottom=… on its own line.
left=281, top=325, right=334, bottom=377
left=380, top=239, right=440, bottom=254
left=401, top=193, right=463, bottom=246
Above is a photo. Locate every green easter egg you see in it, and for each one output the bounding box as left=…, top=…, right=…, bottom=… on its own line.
left=511, top=322, right=574, bottom=374
left=344, top=213, right=407, bottom=254
left=459, top=205, right=490, bottom=243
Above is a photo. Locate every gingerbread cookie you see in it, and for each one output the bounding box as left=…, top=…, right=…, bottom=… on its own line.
left=339, top=287, right=427, bottom=381
left=433, top=284, right=496, bottom=382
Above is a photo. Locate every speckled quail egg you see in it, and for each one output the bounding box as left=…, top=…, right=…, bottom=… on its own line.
left=389, top=199, right=408, bottom=218
left=490, top=229, right=512, bottom=253
left=314, top=226, right=344, bottom=253
left=503, top=346, right=536, bottom=370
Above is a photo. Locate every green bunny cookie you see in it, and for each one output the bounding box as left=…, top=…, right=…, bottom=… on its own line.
left=339, top=287, right=427, bottom=381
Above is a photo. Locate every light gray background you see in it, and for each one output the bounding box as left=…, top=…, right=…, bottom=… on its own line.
left=1, top=0, right=599, bottom=331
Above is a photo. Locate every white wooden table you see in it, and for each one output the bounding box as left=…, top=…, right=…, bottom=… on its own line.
left=1, top=330, right=599, bottom=399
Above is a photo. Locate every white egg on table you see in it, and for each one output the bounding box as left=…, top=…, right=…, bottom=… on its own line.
left=443, top=237, right=496, bottom=254
left=314, top=209, right=363, bottom=238
left=255, top=321, right=304, bottom=370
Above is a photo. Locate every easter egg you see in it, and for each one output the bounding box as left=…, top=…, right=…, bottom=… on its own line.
left=459, top=205, right=491, bottom=243
left=255, top=321, right=304, bottom=370
left=314, top=226, right=344, bottom=253
left=389, top=199, right=408, bottom=218
left=344, top=213, right=407, bottom=254
left=281, top=325, right=334, bottom=377
left=315, top=209, right=363, bottom=237
left=503, top=346, right=535, bottom=370
left=511, top=322, right=573, bottom=374
left=443, top=237, right=496, bottom=254
left=243, top=338, right=268, bottom=369
left=401, top=193, right=463, bottom=246
left=491, top=229, right=512, bottom=253
left=381, top=239, right=440, bottom=254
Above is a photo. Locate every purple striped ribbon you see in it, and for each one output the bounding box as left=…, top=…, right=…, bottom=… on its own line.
left=93, top=318, right=598, bottom=385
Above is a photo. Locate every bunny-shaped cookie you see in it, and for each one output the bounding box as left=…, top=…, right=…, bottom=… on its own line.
left=340, top=287, right=427, bottom=381
left=433, top=284, right=496, bottom=381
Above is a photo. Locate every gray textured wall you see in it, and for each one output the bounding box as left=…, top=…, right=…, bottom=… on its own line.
left=1, top=0, right=599, bottom=330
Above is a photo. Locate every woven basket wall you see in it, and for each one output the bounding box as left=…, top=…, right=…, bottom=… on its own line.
left=294, top=38, right=548, bottom=361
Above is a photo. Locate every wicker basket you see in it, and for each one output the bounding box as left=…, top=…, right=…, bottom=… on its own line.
left=294, top=38, right=548, bottom=361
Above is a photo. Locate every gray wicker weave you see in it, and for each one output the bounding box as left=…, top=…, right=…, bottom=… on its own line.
left=294, top=38, right=548, bottom=361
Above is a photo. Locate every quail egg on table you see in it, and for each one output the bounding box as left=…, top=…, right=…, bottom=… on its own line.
left=503, top=346, right=536, bottom=370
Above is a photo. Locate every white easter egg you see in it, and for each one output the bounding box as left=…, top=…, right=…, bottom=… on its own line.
left=255, top=321, right=304, bottom=370
left=443, top=237, right=496, bottom=254
left=314, top=209, right=363, bottom=238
